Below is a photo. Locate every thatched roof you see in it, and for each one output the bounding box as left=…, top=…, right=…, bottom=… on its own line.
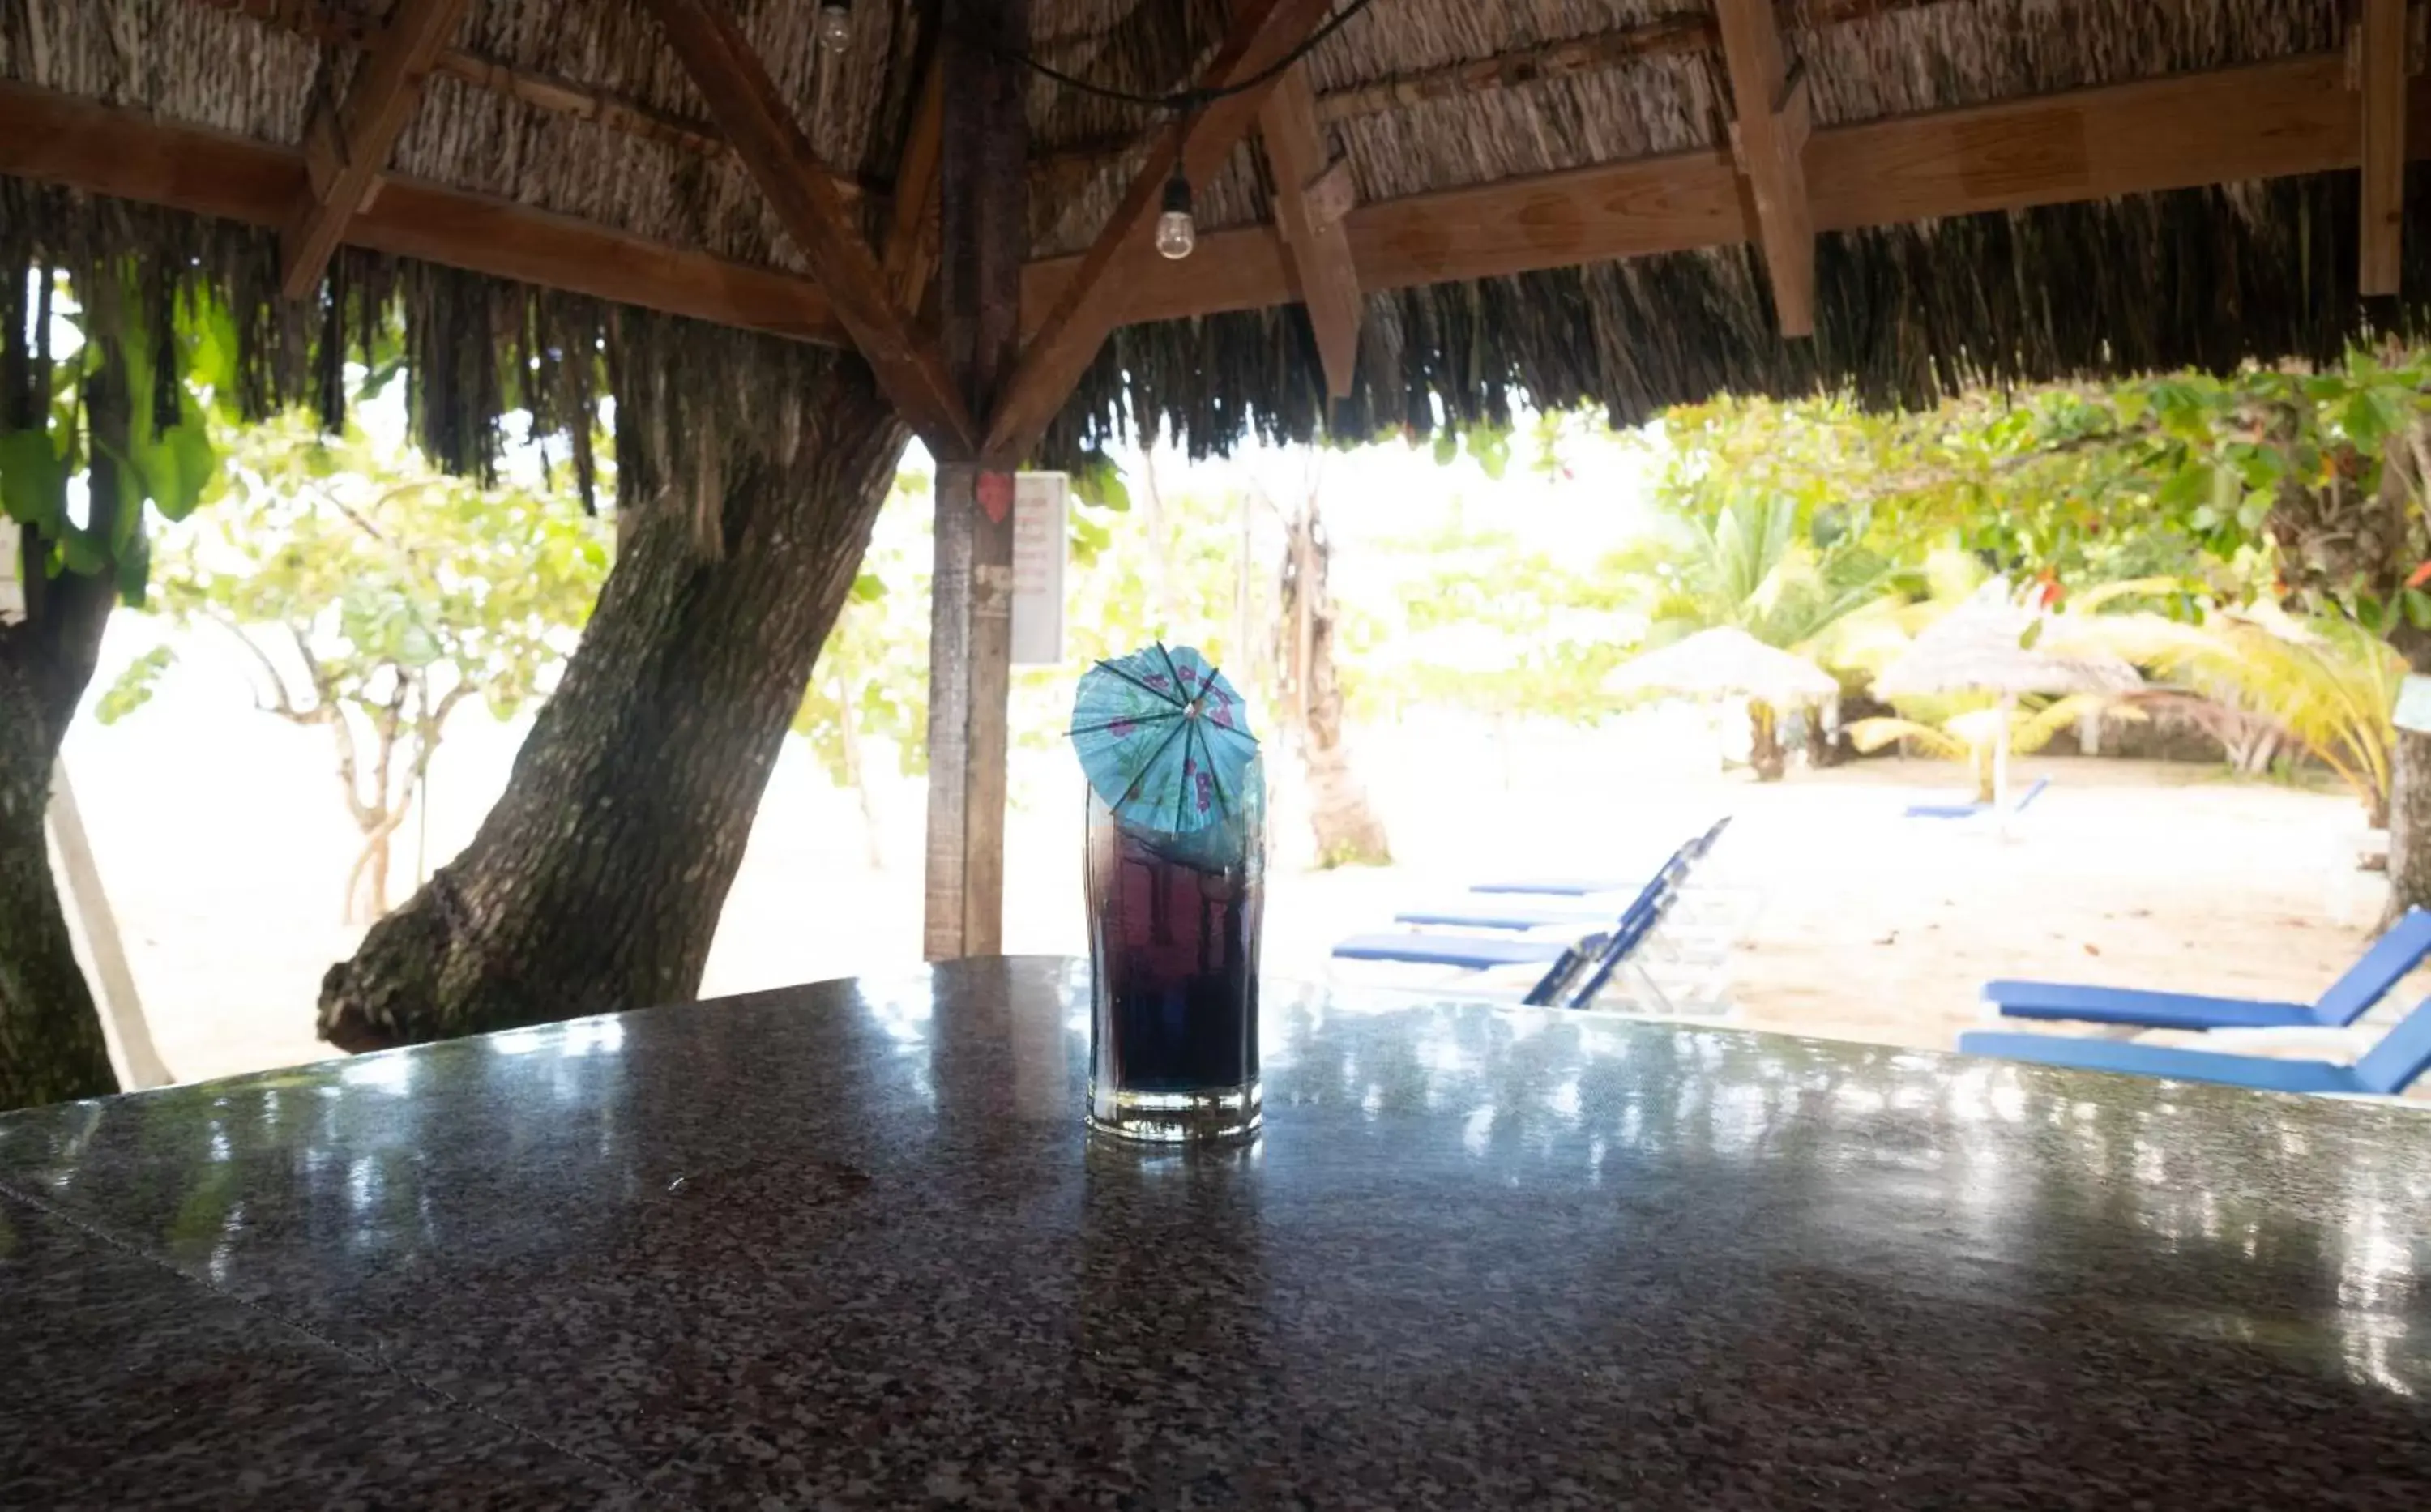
left=1608, top=626, right=1838, bottom=704
left=1873, top=586, right=2143, bottom=699
left=2, top=0, right=2419, bottom=473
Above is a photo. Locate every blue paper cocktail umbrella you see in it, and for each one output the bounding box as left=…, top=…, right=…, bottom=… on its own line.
left=1069, top=643, right=1258, bottom=835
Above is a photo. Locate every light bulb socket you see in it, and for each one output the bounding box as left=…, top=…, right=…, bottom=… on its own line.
left=816, top=3, right=852, bottom=51
left=1155, top=166, right=1197, bottom=259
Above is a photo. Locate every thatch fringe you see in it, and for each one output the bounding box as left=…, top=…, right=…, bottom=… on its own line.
left=2, top=179, right=867, bottom=546
left=1045, top=165, right=2431, bottom=463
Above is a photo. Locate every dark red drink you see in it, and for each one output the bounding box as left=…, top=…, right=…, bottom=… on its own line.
left=1083, top=785, right=1263, bottom=1141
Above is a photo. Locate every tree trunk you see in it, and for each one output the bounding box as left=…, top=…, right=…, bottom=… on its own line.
left=318, top=362, right=907, bottom=1050
left=2387, top=726, right=2431, bottom=920
left=1747, top=699, right=1785, bottom=781
left=0, top=365, right=128, bottom=1109
left=0, top=651, right=117, bottom=1109
left=1277, top=505, right=1389, bottom=866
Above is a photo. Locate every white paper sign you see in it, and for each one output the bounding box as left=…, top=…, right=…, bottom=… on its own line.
left=1010, top=472, right=1067, bottom=666
left=0, top=518, right=24, bottom=626
left=2397, top=674, right=2431, bottom=735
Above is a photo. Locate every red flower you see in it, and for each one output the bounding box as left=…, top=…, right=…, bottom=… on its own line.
left=2408, top=561, right=2431, bottom=591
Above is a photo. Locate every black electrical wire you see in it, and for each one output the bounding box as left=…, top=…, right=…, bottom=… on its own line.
left=994, top=0, right=1377, bottom=113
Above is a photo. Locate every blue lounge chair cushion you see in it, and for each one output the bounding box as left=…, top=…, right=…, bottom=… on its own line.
left=1984, top=984, right=2318, bottom=1030
left=1984, top=907, right=2431, bottom=1031
left=1907, top=776, right=2049, bottom=820
left=1955, top=1031, right=2366, bottom=1095
left=1395, top=904, right=1616, bottom=931
left=1331, top=933, right=1576, bottom=967
left=1962, top=989, right=2431, bottom=1097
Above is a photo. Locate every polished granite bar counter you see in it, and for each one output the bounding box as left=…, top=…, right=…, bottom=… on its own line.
left=3, top=956, right=2429, bottom=1508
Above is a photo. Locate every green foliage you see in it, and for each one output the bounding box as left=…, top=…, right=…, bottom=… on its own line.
left=104, top=407, right=608, bottom=915
left=1342, top=511, right=1638, bottom=725
left=792, top=466, right=935, bottom=783
left=1611, top=486, right=1908, bottom=667
left=0, top=270, right=233, bottom=606
left=2090, top=607, right=2400, bottom=821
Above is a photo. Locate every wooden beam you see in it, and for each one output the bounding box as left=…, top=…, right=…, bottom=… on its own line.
left=5, top=55, right=2419, bottom=365
left=882, top=53, right=947, bottom=317
left=981, top=0, right=1344, bottom=464
left=642, top=0, right=976, bottom=456
left=2362, top=0, right=2408, bottom=296
left=0, top=82, right=848, bottom=346
left=1014, top=53, right=2389, bottom=332
left=1260, top=65, right=1363, bottom=396
left=921, top=0, right=1029, bottom=963
left=1713, top=0, right=1815, bottom=335
left=279, top=0, right=471, bottom=298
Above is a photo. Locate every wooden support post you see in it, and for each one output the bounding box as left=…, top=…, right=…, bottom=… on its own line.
left=1714, top=0, right=1817, bottom=335
left=280, top=0, right=471, bottom=298
left=922, top=0, right=1029, bottom=962
left=1260, top=65, right=1364, bottom=397
left=643, top=0, right=976, bottom=455
left=2361, top=0, right=2408, bottom=296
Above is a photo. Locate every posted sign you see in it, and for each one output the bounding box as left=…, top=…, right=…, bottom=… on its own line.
left=1010, top=472, right=1068, bottom=666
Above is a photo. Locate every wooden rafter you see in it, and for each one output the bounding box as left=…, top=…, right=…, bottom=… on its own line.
left=1259, top=65, right=1363, bottom=397
left=6, top=56, right=2424, bottom=363
left=1712, top=0, right=1815, bottom=336
left=641, top=0, right=975, bottom=455
left=882, top=53, right=947, bottom=318
left=2361, top=0, right=2408, bottom=296
left=280, top=0, right=471, bottom=298
left=981, top=0, right=1344, bottom=464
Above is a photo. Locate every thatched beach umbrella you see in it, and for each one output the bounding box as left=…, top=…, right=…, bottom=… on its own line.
left=1609, top=627, right=1839, bottom=705
left=1873, top=587, right=2141, bottom=819
left=1609, top=628, right=1839, bottom=780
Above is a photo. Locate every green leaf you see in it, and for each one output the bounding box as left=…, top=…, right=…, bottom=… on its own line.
left=2404, top=588, right=2431, bottom=632
left=2156, top=461, right=2215, bottom=513
left=848, top=571, right=887, bottom=604
left=0, top=429, right=69, bottom=530
left=95, top=646, right=177, bottom=724
left=1431, top=430, right=1459, bottom=468
left=113, top=527, right=151, bottom=606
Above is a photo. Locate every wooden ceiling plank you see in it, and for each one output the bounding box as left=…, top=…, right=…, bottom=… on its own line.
left=1259, top=64, right=1363, bottom=397
left=279, top=0, right=472, bottom=299
left=981, top=0, right=1344, bottom=464
left=2361, top=0, right=2408, bottom=297
left=641, top=0, right=975, bottom=456
left=1713, top=0, right=1816, bottom=336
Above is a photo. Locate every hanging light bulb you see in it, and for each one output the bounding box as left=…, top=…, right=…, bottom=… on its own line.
left=1154, top=164, right=1196, bottom=260
left=816, top=2, right=852, bottom=53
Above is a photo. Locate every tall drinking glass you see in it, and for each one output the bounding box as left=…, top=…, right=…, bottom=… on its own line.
left=1083, top=779, right=1264, bottom=1143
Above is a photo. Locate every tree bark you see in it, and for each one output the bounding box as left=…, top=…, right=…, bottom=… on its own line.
left=1278, top=504, right=1390, bottom=865
left=1747, top=699, right=1785, bottom=781
left=317, top=361, right=908, bottom=1050
left=0, top=367, right=128, bottom=1110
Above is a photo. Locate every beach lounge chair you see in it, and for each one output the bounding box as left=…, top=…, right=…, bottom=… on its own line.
left=1332, top=864, right=1680, bottom=972
left=1906, top=775, right=2049, bottom=821
left=1958, top=996, right=2431, bottom=1097
left=1465, top=816, right=1731, bottom=898
left=1981, top=908, right=2431, bottom=1032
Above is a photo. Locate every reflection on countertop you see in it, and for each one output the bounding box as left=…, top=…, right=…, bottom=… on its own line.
left=2, top=956, right=2427, bottom=1508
